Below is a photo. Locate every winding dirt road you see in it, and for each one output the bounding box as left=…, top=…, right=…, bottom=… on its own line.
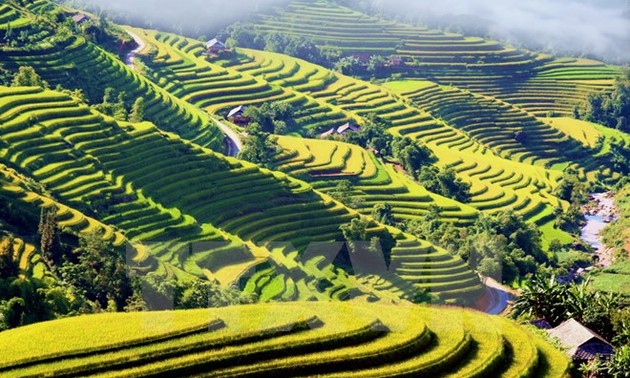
left=123, top=29, right=242, bottom=157
left=124, top=30, right=146, bottom=68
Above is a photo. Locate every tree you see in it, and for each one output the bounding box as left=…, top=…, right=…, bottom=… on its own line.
left=11, top=66, right=48, bottom=88
left=176, top=280, right=257, bottom=309
left=605, top=345, right=630, bottom=378
left=58, top=231, right=132, bottom=310
left=391, top=137, right=435, bottom=177
left=340, top=217, right=369, bottom=254
left=238, top=125, right=281, bottom=168
left=38, top=207, right=62, bottom=268
left=371, top=203, right=394, bottom=225
left=417, top=166, right=471, bottom=202
left=129, top=97, right=145, bottom=123
left=0, top=236, right=18, bottom=278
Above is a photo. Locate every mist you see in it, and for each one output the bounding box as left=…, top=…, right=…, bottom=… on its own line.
left=370, top=0, right=630, bottom=64
left=70, top=0, right=629, bottom=64
left=66, top=0, right=290, bottom=38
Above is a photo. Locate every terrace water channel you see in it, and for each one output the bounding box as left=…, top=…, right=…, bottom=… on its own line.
left=580, top=192, right=617, bottom=267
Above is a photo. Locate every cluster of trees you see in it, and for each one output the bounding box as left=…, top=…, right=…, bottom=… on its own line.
left=513, top=275, right=630, bottom=376
left=553, top=169, right=590, bottom=234
left=243, top=101, right=295, bottom=134
left=0, top=204, right=259, bottom=330
left=223, top=23, right=397, bottom=78
left=223, top=23, right=337, bottom=68
left=405, top=207, right=550, bottom=284
left=93, top=87, right=145, bottom=122
left=576, top=72, right=630, bottom=133
left=342, top=115, right=470, bottom=202
left=238, top=125, right=281, bottom=168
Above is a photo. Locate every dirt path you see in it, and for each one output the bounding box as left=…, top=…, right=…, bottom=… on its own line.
left=125, top=30, right=147, bottom=69
left=212, top=117, right=243, bottom=157
left=476, top=276, right=517, bottom=315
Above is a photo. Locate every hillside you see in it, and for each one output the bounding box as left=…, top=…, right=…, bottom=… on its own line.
left=0, top=0, right=628, bottom=373
left=0, top=301, right=571, bottom=377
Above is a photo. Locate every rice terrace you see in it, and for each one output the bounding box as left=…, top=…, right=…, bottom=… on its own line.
left=0, top=0, right=628, bottom=376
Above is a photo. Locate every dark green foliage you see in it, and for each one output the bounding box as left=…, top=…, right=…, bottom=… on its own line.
left=238, top=125, right=281, bottom=167
left=608, top=138, right=630, bottom=175
left=392, top=137, right=436, bottom=178
left=340, top=217, right=369, bottom=254
left=513, top=275, right=628, bottom=347
left=11, top=66, right=48, bottom=88
left=129, top=97, right=145, bottom=123
left=580, top=75, right=630, bottom=133
left=553, top=170, right=589, bottom=233
left=417, top=166, right=471, bottom=202
left=224, top=23, right=338, bottom=68
left=243, top=101, right=295, bottom=134
left=406, top=209, right=547, bottom=284
left=344, top=114, right=393, bottom=155
left=371, top=203, right=394, bottom=225
left=0, top=235, right=18, bottom=279
left=328, top=180, right=364, bottom=208
left=176, top=280, right=257, bottom=309
left=38, top=207, right=62, bottom=268
left=92, top=87, right=128, bottom=121
left=58, top=231, right=133, bottom=311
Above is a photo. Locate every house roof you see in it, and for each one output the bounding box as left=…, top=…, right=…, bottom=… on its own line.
left=336, top=122, right=359, bottom=134
left=227, top=105, right=245, bottom=118
left=72, top=14, right=89, bottom=24
left=548, top=318, right=614, bottom=360
left=206, top=38, right=227, bottom=49
left=320, top=123, right=360, bottom=138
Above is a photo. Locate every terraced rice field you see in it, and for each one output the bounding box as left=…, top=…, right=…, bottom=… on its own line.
left=131, top=31, right=608, bottom=247
left=274, top=135, right=479, bottom=225
left=253, top=0, right=620, bottom=117
left=0, top=302, right=571, bottom=377
left=0, top=4, right=223, bottom=150
left=0, top=86, right=483, bottom=302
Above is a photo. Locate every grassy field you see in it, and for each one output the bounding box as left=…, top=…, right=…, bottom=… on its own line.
left=590, top=260, right=630, bottom=296
left=0, top=302, right=571, bottom=377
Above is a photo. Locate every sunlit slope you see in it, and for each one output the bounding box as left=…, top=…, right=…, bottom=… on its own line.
left=130, top=30, right=590, bottom=245
left=0, top=302, right=570, bottom=377
left=0, top=86, right=481, bottom=301
left=253, top=0, right=620, bottom=116
left=274, top=135, right=479, bottom=225
left=0, top=2, right=223, bottom=150
left=130, top=28, right=353, bottom=134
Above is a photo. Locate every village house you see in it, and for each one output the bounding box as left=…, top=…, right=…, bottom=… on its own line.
left=320, top=122, right=360, bottom=139
left=72, top=13, right=90, bottom=25
left=206, top=38, right=228, bottom=55
left=547, top=318, right=614, bottom=362
left=227, top=105, right=250, bottom=125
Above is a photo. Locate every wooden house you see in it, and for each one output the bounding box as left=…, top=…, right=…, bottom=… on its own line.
left=547, top=318, right=614, bottom=362
left=206, top=38, right=228, bottom=55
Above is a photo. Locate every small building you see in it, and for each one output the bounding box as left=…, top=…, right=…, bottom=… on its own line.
left=206, top=38, right=228, bottom=55
left=320, top=122, right=360, bottom=139
left=547, top=318, right=614, bottom=362
left=72, top=13, right=90, bottom=25
left=227, top=105, right=250, bottom=125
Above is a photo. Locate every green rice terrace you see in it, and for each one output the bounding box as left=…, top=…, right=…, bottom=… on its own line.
left=0, top=302, right=570, bottom=377
left=0, top=0, right=628, bottom=376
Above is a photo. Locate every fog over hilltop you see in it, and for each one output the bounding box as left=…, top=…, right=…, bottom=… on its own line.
left=369, top=0, right=630, bottom=63
left=71, top=0, right=630, bottom=63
